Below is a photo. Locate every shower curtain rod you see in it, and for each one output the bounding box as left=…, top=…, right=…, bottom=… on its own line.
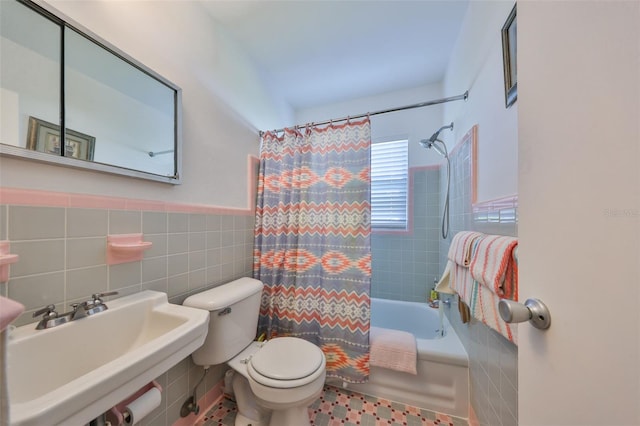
left=259, top=90, right=468, bottom=136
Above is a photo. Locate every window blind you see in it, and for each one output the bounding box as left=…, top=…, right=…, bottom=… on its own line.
left=371, top=139, right=408, bottom=230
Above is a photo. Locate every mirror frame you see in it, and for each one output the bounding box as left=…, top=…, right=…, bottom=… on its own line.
left=0, top=0, right=183, bottom=184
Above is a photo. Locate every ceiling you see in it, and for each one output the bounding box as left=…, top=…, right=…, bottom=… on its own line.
left=200, top=0, right=470, bottom=111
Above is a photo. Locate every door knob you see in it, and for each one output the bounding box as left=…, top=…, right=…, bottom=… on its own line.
left=498, top=298, right=551, bottom=330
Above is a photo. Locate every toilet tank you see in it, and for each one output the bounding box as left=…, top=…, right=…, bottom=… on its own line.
left=183, top=277, right=264, bottom=367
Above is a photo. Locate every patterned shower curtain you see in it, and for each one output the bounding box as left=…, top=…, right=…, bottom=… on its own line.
left=254, top=119, right=371, bottom=383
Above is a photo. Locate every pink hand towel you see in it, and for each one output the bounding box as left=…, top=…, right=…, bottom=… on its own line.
left=0, top=296, right=24, bottom=332
left=470, top=235, right=519, bottom=300
left=369, top=326, right=417, bottom=375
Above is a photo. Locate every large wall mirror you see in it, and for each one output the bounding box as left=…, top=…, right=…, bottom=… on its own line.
left=0, top=0, right=182, bottom=184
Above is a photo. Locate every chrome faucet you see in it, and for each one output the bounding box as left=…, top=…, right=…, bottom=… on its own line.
left=33, top=305, right=71, bottom=330
left=33, top=291, right=119, bottom=329
left=70, top=292, right=119, bottom=320
left=90, top=291, right=118, bottom=312
left=69, top=301, right=90, bottom=320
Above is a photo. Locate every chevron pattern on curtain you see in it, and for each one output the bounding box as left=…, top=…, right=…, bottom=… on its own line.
left=254, top=119, right=372, bottom=383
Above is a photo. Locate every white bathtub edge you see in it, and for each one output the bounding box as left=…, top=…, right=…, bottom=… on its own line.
left=416, top=317, right=468, bottom=367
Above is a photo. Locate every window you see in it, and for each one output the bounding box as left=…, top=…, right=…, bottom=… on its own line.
left=371, top=139, right=408, bottom=230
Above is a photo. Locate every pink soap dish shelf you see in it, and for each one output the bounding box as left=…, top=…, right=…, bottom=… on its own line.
left=107, top=234, right=153, bottom=265
left=0, top=241, right=19, bottom=282
left=0, top=254, right=19, bottom=266
left=109, top=242, right=153, bottom=252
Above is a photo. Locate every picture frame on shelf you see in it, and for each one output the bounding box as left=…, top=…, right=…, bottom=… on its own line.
left=26, top=116, right=96, bottom=161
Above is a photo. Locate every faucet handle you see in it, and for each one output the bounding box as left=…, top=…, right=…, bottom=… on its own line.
left=33, top=304, right=71, bottom=330
left=33, top=304, right=57, bottom=319
left=91, top=292, right=118, bottom=309
left=92, top=291, right=118, bottom=302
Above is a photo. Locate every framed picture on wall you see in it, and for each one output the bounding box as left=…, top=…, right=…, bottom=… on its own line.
left=26, top=116, right=96, bottom=161
left=501, top=4, right=517, bottom=108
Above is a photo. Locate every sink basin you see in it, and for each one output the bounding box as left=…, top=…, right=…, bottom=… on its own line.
left=7, top=290, right=209, bottom=426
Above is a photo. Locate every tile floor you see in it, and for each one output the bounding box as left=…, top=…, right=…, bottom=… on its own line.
left=201, top=385, right=468, bottom=426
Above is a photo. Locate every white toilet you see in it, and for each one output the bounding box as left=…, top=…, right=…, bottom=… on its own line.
left=183, top=277, right=326, bottom=426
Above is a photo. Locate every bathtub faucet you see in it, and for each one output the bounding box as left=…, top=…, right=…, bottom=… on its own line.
left=430, top=296, right=451, bottom=309
left=437, top=297, right=451, bottom=338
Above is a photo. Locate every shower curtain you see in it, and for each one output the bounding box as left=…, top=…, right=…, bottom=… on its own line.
left=254, top=119, right=371, bottom=383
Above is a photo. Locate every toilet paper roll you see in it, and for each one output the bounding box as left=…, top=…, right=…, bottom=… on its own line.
left=124, top=387, right=161, bottom=425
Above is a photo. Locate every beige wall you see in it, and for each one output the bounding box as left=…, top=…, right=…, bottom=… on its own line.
left=1, top=0, right=291, bottom=209
left=444, top=1, right=518, bottom=203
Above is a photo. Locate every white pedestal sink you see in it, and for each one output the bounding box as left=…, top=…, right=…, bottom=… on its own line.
left=7, top=290, right=209, bottom=426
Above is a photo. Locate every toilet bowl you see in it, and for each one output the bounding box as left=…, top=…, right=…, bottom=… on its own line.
left=228, top=338, right=326, bottom=426
left=183, top=278, right=327, bottom=426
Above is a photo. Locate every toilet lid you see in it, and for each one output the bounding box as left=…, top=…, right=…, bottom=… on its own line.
left=249, top=337, right=324, bottom=381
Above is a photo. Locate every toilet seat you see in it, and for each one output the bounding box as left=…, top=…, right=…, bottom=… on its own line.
left=247, top=337, right=325, bottom=389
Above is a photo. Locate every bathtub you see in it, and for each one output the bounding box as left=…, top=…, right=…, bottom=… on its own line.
left=345, top=298, right=469, bottom=418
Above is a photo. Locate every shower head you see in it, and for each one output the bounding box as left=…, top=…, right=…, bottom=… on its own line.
left=420, top=123, right=454, bottom=240
left=419, top=122, right=454, bottom=158
left=428, top=122, right=454, bottom=144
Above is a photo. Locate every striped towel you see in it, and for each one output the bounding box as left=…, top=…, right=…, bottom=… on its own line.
left=470, top=235, right=519, bottom=301
left=448, top=231, right=484, bottom=266
left=448, top=232, right=482, bottom=307
left=469, top=280, right=517, bottom=344
left=450, top=262, right=475, bottom=307
left=447, top=232, right=520, bottom=344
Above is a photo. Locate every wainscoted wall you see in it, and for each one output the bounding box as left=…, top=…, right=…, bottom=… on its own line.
left=437, top=132, right=518, bottom=426
left=371, top=166, right=440, bottom=302
left=0, top=188, right=256, bottom=425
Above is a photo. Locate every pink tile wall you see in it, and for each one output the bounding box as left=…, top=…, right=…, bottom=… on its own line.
left=0, top=156, right=260, bottom=425
left=0, top=156, right=259, bottom=216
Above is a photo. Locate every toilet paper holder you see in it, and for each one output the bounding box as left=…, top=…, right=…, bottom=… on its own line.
left=498, top=298, right=551, bottom=330
left=106, top=381, right=162, bottom=426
